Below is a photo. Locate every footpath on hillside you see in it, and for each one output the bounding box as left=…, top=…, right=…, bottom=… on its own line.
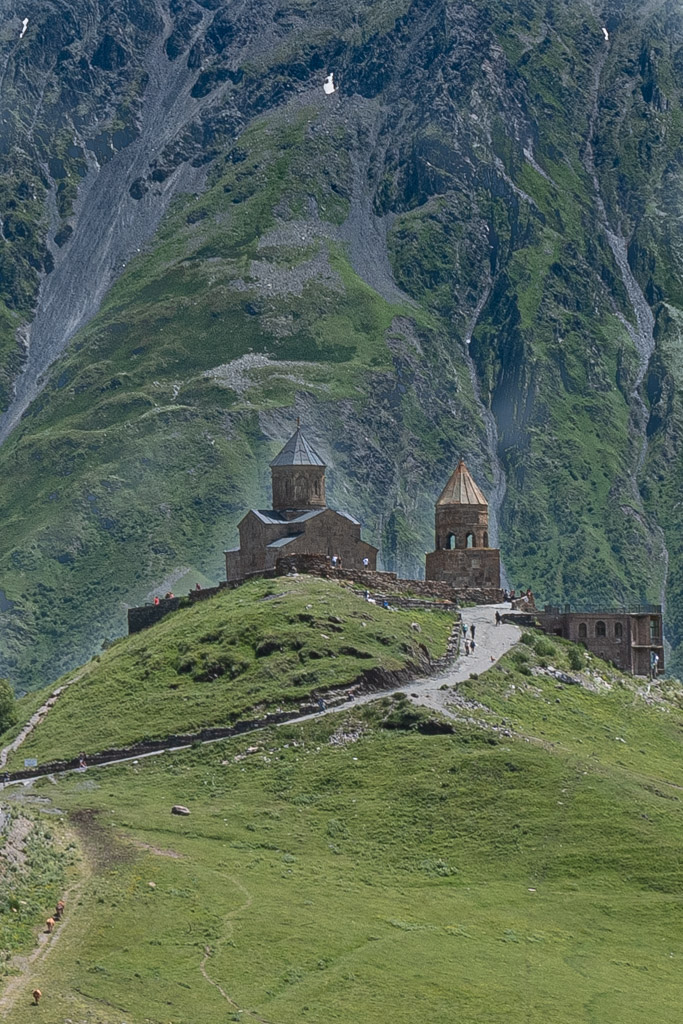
left=1, top=604, right=520, bottom=786
left=350, top=602, right=520, bottom=716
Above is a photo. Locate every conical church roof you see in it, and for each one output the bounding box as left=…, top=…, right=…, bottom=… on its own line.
left=270, top=427, right=325, bottom=467
left=436, top=460, right=488, bottom=506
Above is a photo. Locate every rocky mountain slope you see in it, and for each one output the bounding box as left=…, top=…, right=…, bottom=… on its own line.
left=0, top=0, right=681, bottom=690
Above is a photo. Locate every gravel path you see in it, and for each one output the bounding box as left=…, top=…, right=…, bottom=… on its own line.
left=2, top=606, right=520, bottom=786
left=0, top=666, right=92, bottom=770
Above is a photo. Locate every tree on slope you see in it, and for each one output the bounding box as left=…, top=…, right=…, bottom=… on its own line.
left=0, top=678, right=16, bottom=733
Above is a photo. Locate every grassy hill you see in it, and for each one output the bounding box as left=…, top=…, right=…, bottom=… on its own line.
left=1, top=575, right=453, bottom=770
left=2, top=626, right=683, bottom=1022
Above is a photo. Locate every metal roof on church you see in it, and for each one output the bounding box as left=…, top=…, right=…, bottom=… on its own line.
left=267, top=534, right=304, bottom=549
left=252, top=509, right=325, bottom=525
left=270, top=427, right=325, bottom=467
left=436, top=460, right=488, bottom=506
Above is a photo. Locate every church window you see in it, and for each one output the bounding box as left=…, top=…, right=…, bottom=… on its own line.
left=466, top=533, right=475, bottom=548
left=650, top=618, right=659, bottom=641
left=614, top=622, right=623, bottom=640
left=483, top=531, right=489, bottom=547
left=578, top=622, right=587, bottom=639
left=446, top=533, right=455, bottom=550
left=595, top=620, right=606, bottom=638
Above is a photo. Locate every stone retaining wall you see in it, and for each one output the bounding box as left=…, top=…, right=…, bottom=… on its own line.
left=274, top=554, right=503, bottom=605
left=126, top=555, right=498, bottom=636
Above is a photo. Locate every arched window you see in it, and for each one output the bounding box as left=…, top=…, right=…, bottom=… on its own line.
left=483, top=531, right=489, bottom=547
left=446, top=533, right=455, bottom=550
left=578, top=622, right=587, bottom=639
left=466, top=533, right=474, bottom=548
left=595, top=621, right=606, bottom=638
left=614, top=622, right=623, bottom=640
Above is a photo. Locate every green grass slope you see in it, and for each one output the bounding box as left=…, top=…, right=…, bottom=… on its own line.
left=2, top=632, right=683, bottom=1022
left=2, top=576, right=453, bottom=769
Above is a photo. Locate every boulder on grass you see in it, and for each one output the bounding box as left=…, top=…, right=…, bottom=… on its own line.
left=171, top=805, right=190, bottom=816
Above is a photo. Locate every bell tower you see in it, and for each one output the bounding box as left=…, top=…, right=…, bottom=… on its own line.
left=425, top=460, right=501, bottom=589
left=270, top=424, right=326, bottom=513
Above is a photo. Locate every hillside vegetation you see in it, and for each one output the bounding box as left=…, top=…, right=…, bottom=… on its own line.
left=2, top=629, right=683, bottom=1022
left=1, top=576, right=453, bottom=769
left=0, top=0, right=682, bottom=691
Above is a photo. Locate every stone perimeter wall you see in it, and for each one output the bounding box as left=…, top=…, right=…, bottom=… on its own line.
left=127, top=555, right=502, bottom=635
left=274, top=554, right=503, bottom=604
left=127, top=584, right=225, bottom=634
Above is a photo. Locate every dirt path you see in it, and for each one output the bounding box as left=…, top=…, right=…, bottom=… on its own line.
left=0, top=881, right=79, bottom=1016
left=382, top=603, right=520, bottom=715
left=200, top=876, right=279, bottom=1024
left=3, top=606, right=521, bottom=787
left=0, top=666, right=91, bottom=770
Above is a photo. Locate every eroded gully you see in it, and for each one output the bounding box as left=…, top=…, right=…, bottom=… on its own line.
left=583, top=39, right=669, bottom=609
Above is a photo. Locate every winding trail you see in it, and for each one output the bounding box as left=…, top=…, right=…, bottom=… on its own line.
left=1, top=605, right=520, bottom=788
left=0, top=666, right=91, bottom=770
left=200, top=876, right=281, bottom=1024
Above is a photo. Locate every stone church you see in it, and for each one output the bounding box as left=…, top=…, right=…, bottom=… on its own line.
left=225, top=426, right=378, bottom=580
left=425, top=460, right=501, bottom=589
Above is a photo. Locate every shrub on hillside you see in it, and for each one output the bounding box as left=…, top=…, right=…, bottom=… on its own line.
left=534, top=637, right=557, bottom=658
left=568, top=647, right=585, bottom=671
left=0, top=678, right=16, bottom=733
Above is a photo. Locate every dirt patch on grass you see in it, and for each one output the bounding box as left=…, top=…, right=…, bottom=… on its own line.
left=68, top=808, right=132, bottom=869
left=127, top=837, right=184, bottom=858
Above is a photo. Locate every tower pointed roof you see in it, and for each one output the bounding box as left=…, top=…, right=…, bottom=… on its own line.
left=436, top=460, right=488, bottom=506
left=270, top=426, right=325, bottom=467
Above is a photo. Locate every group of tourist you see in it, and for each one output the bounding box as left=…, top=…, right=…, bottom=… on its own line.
left=503, top=587, right=535, bottom=605
left=461, top=621, right=476, bottom=655
left=330, top=555, right=370, bottom=569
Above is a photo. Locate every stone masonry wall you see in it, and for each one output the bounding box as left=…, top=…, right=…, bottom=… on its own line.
left=274, top=554, right=503, bottom=605
left=535, top=610, right=665, bottom=676
left=128, top=555, right=502, bottom=636
left=425, top=547, right=500, bottom=589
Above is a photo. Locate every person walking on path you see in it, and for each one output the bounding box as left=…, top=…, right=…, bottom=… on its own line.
left=495, top=610, right=502, bottom=626
left=462, top=623, right=468, bottom=638
left=470, top=624, right=476, bottom=641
